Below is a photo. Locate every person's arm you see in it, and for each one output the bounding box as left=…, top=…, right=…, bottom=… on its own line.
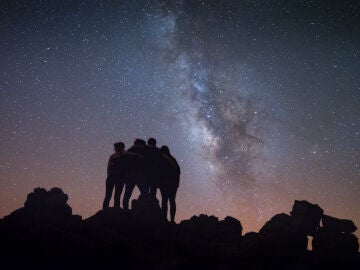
left=173, top=158, right=180, bottom=175
left=107, top=155, right=113, bottom=175
left=163, top=154, right=178, bottom=170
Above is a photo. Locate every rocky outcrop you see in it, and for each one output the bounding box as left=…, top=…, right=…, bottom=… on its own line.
left=313, top=214, right=359, bottom=266
left=179, top=214, right=242, bottom=241
left=131, top=194, right=164, bottom=226
left=0, top=188, right=359, bottom=270
left=322, top=215, right=357, bottom=233
left=290, top=200, right=324, bottom=235
left=2, top=187, right=81, bottom=227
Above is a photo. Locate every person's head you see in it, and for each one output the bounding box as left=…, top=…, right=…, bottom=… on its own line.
left=114, top=142, right=125, bottom=152
left=147, top=137, right=157, bottom=147
left=134, top=138, right=146, bottom=146
left=160, top=145, right=170, bottom=155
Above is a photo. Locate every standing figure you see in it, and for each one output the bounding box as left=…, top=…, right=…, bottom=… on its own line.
left=122, top=139, right=148, bottom=209
left=102, top=142, right=126, bottom=209
left=159, top=145, right=180, bottom=222
left=145, top=137, right=163, bottom=197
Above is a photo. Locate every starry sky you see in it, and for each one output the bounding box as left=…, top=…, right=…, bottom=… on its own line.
left=1, top=0, right=359, bottom=235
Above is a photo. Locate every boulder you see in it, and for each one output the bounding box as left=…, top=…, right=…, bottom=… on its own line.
left=179, top=214, right=242, bottom=245
left=220, top=216, right=243, bottom=236
left=3, top=187, right=81, bottom=226
left=260, top=213, right=293, bottom=234
left=322, top=215, right=357, bottom=233
left=24, top=187, right=48, bottom=208
left=259, top=213, right=308, bottom=256
left=180, top=214, right=219, bottom=232
left=313, top=228, right=359, bottom=255
left=290, top=200, right=323, bottom=235
left=131, top=194, right=164, bottom=226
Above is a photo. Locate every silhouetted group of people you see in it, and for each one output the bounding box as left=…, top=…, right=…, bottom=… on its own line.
left=103, top=138, right=180, bottom=222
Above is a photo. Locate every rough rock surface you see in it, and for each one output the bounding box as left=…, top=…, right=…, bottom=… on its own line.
left=0, top=188, right=359, bottom=270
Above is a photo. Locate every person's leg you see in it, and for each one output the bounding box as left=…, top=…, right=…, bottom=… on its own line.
left=114, top=179, right=124, bottom=208
left=102, top=176, right=114, bottom=209
left=136, top=173, right=147, bottom=196
left=148, top=172, right=158, bottom=197
left=169, top=189, right=177, bottom=223
left=123, top=182, right=135, bottom=210
left=160, top=188, right=169, bottom=220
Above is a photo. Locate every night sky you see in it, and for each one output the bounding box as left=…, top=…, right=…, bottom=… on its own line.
left=1, top=0, right=359, bottom=235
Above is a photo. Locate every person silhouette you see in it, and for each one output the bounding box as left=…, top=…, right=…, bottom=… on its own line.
left=102, top=142, right=126, bottom=209
left=122, top=138, right=148, bottom=209
left=159, top=145, right=180, bottom=222
left=146, top=137, right=163, bottom=197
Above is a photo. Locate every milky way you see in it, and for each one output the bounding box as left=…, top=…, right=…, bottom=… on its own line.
left=1, top=0, right=359, bottom=234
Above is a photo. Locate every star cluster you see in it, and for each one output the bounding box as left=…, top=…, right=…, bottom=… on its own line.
left=1, top=0, right=359, bottom=234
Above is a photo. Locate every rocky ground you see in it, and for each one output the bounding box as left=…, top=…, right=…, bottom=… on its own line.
left=0, top=187, right=359, bottom=270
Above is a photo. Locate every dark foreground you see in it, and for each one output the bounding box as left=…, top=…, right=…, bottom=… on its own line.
left=0, top=187, right=359, bottom=270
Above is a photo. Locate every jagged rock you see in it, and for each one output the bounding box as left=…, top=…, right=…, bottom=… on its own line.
left=260, top=213, right=293, bottom=234
left=24, top=187, right=47, bottom=208
left=3, top=187, right=81, bottom=226
left=259, top=213, right=308, bottom=257
left=220, top=216, right=243, bottom=236
left=1, top=188, right=360, bottom=270
left=85, top=207, right=131, bottom=229
left=131, top=194, right=164, bottom=225
left=178, top=214, right=221, bottom=247
left=312, top=229, right=360, bottom=270
left=182, top=214, right=219, bottom=225
left=322, top=215, right=357, bottom=233
left=313, top=228, right=359, bottom=255
left=242, top=232, right=261, bottom=248
left=180, top=214, right=219, bottom=232
left=48, top=187, right=69, bottom=206
left=25, top=187, right=69, bottom=209
left=83, top=207, right=133, bottom=246
left=179, top=214, right=242, bottom=245
left=290, top=200, right=323, bottom=235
